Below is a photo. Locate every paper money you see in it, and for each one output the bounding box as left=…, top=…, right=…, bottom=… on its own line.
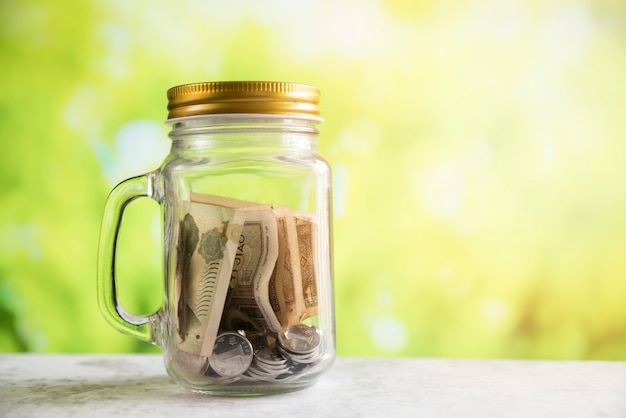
left=220, top=209, right=281, bottom=333
left=175, top=214, right=198, bottom=343
left=269, top=206, right=305, bottom=330
left=176, top=191, right=320, bottom=361
left=294, top=213, right=319, bottom=320
left=177, top=193, right=269, bottom=357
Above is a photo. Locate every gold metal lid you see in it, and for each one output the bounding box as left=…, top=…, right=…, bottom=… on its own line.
left=166, top=81, right=320, bottom=120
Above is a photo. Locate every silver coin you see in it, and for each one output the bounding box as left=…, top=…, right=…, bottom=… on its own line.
left=277, top=344, right=320, bottom=364
left=243, top=349, right=294, bottom=383
left=208, top=332, right=254, bottom=377
left=206, top=372, right=242, bottom=385
left=205, top=366, right=242, bottom=384
left=255, top=348, right=288, bottom=366
left=254, top=361, right=289, bottom=373
left=245, top=364, right=293, bottom=382
left=257, top=363, right=291, bottom=374
left=278, top=324, right=321, bottom=354
left=243, top=368, right=276, bottom=381
left=246, top=365, right=280, bottom=379
left=288, top=363, right=320, bottom=379
left=254, top=358, right=291, bottom=374
left=173, top=348, right=209, bottom=375
left=239, top=373, right=258, bottom=382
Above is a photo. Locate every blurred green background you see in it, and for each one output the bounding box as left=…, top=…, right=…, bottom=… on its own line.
left=2, top=0, right=626, bottom=359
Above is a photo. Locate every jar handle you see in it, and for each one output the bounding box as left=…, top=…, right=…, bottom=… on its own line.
left=97, top=173, right=162, bottom=345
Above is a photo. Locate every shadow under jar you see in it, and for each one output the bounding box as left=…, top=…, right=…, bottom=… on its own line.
left=97, top=81, right=335, bottom=396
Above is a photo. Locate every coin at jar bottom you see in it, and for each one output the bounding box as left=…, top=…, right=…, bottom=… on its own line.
left=278, top=324, right=321, bottom=354
left=208, top=332, right=254, bottom=377
left=277, top=344, right=321, bottom=365
left=205, top=367, right=242, bottom=384
left=255, top=348, right=289, bottom=368
left=173, top=348, right=210, bottom=375
left=243, top=363, right=292, bottom=382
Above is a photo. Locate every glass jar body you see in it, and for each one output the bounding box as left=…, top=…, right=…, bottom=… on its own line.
left=158, top=115, right=335, bottom=395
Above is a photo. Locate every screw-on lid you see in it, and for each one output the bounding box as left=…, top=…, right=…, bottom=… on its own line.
left=166, top=81, right=320, bottom=120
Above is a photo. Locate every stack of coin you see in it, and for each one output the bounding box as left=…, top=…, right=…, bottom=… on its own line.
left=186, top=326, right=324, bottom=385
left=242, top=347, right=292, bottom=382
left=277, top=324, right=322, bottom=366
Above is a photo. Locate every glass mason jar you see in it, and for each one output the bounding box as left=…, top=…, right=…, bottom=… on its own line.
left=97, top=81, right=335, bottom=395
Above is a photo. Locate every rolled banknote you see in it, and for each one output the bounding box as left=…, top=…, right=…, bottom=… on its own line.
left=268, top=206, right=305, bottom=330
left=220, top=208, right=280, bottom=333
left=177, top=193, right=271, bottom=357
left=294, top=213, right=319, bottom=320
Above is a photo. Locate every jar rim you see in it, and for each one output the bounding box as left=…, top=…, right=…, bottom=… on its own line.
left=165, top=113, right=324, bottom=125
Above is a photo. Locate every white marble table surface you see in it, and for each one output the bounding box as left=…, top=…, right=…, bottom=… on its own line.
left=1, top=354, right=625, bottom=417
